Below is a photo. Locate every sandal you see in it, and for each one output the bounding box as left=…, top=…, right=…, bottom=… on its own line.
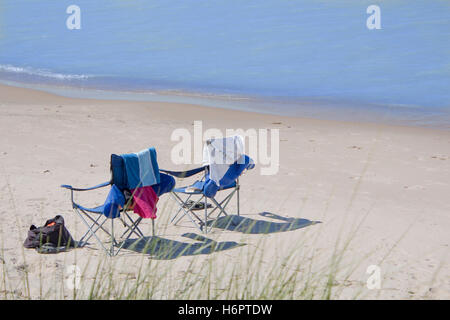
left=36, top=243, right=69, bottom=254
left=183, top=200, right=213, bottom=211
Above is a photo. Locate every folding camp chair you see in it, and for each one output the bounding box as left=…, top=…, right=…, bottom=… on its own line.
left=163, top=136, right=255, bottom=233
left=61, top=147, right=175, bottom=256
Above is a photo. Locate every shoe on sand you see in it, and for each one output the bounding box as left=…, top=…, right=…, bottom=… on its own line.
left=35, top=243, right=69, bottom=254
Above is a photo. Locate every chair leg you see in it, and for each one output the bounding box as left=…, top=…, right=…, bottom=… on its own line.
left=79, top=214, right=105, bottom=244
left=120, top=214, right=144, bottom=239
left=113, top=216, right=144, bottom=257
left=206, top=189, right=235, bottom=220
left=110, top=217, right=114, bottom=256
left=237, top=178, right=240, bottom=216
left=204, top=197, right=208, bottom=234
left=210, top=198, right=229, bottom=218
left=74, top=209, right=110, bottom=254
left=171, top=192, right=206, bottom=229
left=170, top=193, right=193, bottom=224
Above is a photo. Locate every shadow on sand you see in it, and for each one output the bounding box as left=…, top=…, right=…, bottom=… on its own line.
left=120, top=232, right=244, bottom=260
left=120, top=212, right=320, bottom=259
left=207, top=212, right=320, bottom=234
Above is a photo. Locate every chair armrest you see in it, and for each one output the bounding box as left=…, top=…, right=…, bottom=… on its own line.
left=60, top=181, right=111, bottom=191
left=160, top=166, right=207, bottom=178
left=246, top=159, right=255, bottom=170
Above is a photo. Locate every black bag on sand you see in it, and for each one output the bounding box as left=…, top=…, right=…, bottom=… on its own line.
left=24, top=215, right=76, bottom=254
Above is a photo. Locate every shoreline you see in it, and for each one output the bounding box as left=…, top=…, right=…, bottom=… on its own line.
left=1, top=80, right=449, bottom=131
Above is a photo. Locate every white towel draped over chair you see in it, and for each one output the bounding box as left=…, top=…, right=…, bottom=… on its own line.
left=202, top=135, right=244, bottom=185
left=164, top=135, right=255, bottom=233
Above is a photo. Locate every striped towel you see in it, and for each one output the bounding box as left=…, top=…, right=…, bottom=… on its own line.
left=121, top=147, right=161, bottom=219
left=122, top=148, right=160, bottom=189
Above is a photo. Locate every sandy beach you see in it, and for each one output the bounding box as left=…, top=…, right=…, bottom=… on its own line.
left=0, top=83, right=449, bottom=299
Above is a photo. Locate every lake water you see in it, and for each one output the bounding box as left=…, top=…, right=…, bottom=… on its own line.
left=0, top=0, right=449, bottom=127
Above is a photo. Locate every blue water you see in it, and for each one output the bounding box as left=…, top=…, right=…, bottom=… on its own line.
left=0, top=0, right=449, bottom=126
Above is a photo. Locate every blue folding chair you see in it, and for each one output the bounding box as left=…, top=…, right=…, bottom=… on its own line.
left=61, top=147, right=175, bottom=256
left=162, top=154, right=254, bottom=233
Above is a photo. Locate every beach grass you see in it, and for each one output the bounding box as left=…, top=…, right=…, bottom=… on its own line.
left=0, top=194, right=434, bottom=301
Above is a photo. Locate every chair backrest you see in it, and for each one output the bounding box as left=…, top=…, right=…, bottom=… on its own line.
left=211, top=154, right=254, bottom=187
left=110, top=154, right=127, bottom=190
left=203, top=135, right=244, bottom=166
left=203, top=154, right=254, bottom=198
left=110, top=147, right=160, bottom=191
left=202, top=136, right=247, bottom=186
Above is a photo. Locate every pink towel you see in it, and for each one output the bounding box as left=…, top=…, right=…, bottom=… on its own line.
left=131, top=186, right=159, bottom=219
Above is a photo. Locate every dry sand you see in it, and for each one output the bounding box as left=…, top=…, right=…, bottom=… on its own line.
left=0, top=83, right=449, bottom=299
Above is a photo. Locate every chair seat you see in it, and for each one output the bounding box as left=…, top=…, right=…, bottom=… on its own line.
left=173, top=180, right=236, bottom=194
left=73, top=173, right=176, bottom=217
left=73, top=202, right=105, bottom=214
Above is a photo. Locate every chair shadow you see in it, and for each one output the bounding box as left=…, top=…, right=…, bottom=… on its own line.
left=207, top=212, right=321, bottom=234
left=120, top=232, right=244, bottom=260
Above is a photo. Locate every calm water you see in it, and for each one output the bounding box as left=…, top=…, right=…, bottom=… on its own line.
left=0, top=0, right=449, bottom=127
